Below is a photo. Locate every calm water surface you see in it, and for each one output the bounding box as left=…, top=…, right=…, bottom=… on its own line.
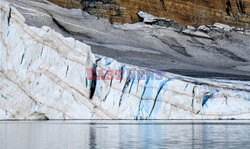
left=0, top=120, right=250, bottom=149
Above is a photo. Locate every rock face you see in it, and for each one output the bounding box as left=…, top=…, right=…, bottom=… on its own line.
left=112, top=0, right=250, bottom=28
left=48, top=0, right=250, bottom=29
left=1, top=1, right=250, bottom=120
left=81, top=0, right=132, bottom=23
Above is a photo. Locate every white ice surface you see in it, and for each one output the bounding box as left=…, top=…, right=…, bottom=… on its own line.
left=0, top=1, right=250, bottom=120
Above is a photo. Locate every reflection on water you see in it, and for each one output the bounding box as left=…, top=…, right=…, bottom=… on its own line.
left=0, top=120, right=250, bottom=149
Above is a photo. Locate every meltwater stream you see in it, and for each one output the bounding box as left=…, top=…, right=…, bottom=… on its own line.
left=0, top=120, right=250, bottom=149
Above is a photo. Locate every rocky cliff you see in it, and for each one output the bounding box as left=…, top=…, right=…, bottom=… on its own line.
left=1, top=1, right=250, bottom=120
left=48, top=0, right=250, bottom=28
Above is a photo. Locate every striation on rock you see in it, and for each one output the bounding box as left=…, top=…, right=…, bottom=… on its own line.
left=0, top=1, right=250, bottom=120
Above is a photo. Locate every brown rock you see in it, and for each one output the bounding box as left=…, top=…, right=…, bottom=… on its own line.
left=48, top=0, right=250, bottom=29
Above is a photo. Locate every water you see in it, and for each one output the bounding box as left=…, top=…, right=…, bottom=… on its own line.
left=0, top=120, right=250, bottom=149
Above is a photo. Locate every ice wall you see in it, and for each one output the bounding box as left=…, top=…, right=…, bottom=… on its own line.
left=0, top=1, right=250, bottom=120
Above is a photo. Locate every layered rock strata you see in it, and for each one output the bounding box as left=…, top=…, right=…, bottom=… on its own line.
left=48, top=0, right=250, bottom=29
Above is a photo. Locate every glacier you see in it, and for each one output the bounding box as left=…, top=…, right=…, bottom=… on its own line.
left=0, top=1, right=250, bottom=120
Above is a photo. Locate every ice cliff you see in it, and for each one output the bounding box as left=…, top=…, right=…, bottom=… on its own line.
left=1, top=1, right=250, bottom=120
